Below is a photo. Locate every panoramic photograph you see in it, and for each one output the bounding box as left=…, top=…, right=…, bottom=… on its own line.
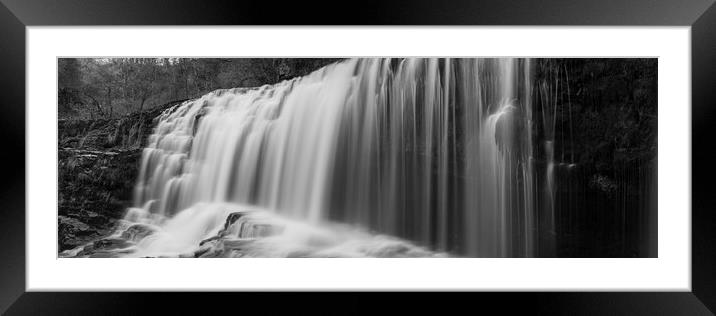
left=57, top=57, right=657, bottom=258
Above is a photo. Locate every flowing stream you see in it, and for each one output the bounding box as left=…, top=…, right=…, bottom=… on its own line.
left=83, top=58, right=554, bottom=258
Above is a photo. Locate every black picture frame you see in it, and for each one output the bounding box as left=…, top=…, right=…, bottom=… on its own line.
left=1, top=0, right=715, bottom=314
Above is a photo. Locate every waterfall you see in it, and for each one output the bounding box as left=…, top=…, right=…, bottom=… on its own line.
left=123, top=58, right=541, bottom=257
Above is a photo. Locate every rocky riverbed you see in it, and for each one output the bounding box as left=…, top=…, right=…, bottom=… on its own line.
left=60, top=206, right=444, bottom=258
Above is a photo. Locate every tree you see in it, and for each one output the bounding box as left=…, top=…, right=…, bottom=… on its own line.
left=58, top=59, right=83, bottom=117
left=58, top=57, right=340, bottom=119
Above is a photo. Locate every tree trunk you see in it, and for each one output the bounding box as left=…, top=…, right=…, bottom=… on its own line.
left=138, top=92, right=148, bottom=112
left=84, top=93, right=103, bottom=117
left=106, top=87, right=112, bottom=118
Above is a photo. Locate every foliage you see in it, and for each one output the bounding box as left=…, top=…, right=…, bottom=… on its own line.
left=58, top=58, right=341, bottom=119
left=534, top=58, right=657, bottom=172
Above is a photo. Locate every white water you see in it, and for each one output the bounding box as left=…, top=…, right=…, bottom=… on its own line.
left=118, top=58, right=540, bottom=257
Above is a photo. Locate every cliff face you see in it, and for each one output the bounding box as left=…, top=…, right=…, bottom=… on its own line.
left=58, top=99, right=187, bottom=150
left=58, top=149, right=141, bottom=250
left=57, top=100, right=185, bottom=251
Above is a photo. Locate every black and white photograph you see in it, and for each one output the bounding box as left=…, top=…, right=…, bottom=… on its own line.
left=4, top=0, right=716, bottom=312
left=57, top=57, right=657, bottom=258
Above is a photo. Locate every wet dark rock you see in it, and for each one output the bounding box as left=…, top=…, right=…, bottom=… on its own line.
left=93, top=237, right=132, bottom=250
left=74, top=244, right=96, bottom=257
left=199, top=210, right=282, bottom=246
left=58, top=216, right=94, bottom=251
left=221, top=238, right=256, bottom=250
left=88, top=252, right=121, bottom=258
left=58, top=215, right=90, bottom=233
left=120, top=223, right=157, bottom=243
left=57, top=147, right=136, bottom=251
left=226, top=212, right=285, bottom=239
left=192, top=244, right=213, bottom=258
left=57, top=102, right=188, bottom=254
left=223, top=212, right=247, bottom=229
left=196, top=242, right=223, bottom=258
left=198, top=211, right=250, bottom=246
left=196, top=211, right=285, bottom=257
left=58, top=99, right=186, bottom=151
left=198, top=235, right=221, bottom=247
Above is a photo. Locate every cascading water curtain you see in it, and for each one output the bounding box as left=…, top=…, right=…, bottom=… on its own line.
left=128, top=58, right=542, bottom=257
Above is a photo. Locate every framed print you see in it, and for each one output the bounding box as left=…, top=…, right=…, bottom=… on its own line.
left=2, top=0, right=716, bottom=314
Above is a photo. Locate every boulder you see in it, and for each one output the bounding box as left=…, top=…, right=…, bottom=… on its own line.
left=58, top=216, right=94, bottom=251
left=119, top=223, right=157, bottom=243
left=93, top=237, right=132, bottom=251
